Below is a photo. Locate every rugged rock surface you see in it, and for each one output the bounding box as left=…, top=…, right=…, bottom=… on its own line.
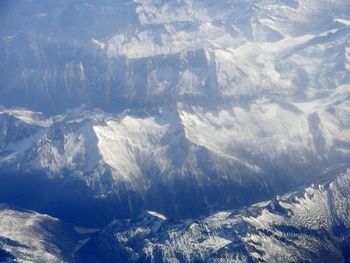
left=78, top=170, right=350, bottom=263
left=0, top=99, right=349, bottom=226
left=0, top=204, right=79, bottom=263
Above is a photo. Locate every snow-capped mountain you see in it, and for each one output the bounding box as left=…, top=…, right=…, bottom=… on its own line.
left=77, top=169, right=350, bottom=263
left=1, top=169, right=349, bottom=263
left=0, top=204, right=79, bottom=263
left=1, top=0, right=350, bottom=114
left=0, top=87, right=349, bottom=226
left=1, top=0, right=350, bottom=261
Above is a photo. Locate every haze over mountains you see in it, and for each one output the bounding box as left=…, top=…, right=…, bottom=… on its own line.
left=1, top=0, right=350, bottom=113
left=0, top=0, right=350, bottom=262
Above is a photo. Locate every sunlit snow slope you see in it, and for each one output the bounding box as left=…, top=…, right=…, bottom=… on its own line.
left=0, top=204, right=79, bottom=263
left=0, top=0, right=350, bottom=225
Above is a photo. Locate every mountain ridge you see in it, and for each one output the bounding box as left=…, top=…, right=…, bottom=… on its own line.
left=77, top=169, right=350, bottom=263
left=1, top=0, right=350, bottom=260
left=0, top=93, right=349, bottom=226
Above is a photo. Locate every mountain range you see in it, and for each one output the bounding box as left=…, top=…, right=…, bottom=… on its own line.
left=1, top=170, right=350, bottom=262
left=0, top=0, right=350, bottom=262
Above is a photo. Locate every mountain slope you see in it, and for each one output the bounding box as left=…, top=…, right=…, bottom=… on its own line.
left=0, top=204, right=79, bottom=263
left=1, top=0, right=350, bottom=114
left=1, top=3, right=350, bottom=220
left=77, top=169, right=350, bottom=263
left=0, top=1, right=350, bottom=260
left=0, top=91, right=349, bottom=226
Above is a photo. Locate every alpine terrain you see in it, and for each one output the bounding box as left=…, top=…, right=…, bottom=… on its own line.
left=0, top=0, right=350, bottom=262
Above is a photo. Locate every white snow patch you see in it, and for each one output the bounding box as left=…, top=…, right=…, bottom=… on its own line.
left=147, top=211, right=167, bottom=220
